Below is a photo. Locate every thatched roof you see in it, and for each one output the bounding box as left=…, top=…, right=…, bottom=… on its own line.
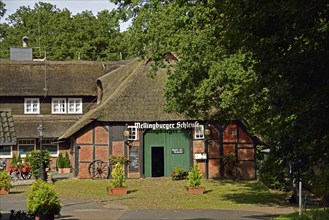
left=0, top=111, right=17, bottom=145
left=0, top=60, right=128, bottom=96
left=59, top=59, right=189, bottom=139
left=13, top=115, right=79, bottom=139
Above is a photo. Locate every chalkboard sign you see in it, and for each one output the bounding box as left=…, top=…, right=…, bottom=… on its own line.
left=129, top=146, right=139, bottom=172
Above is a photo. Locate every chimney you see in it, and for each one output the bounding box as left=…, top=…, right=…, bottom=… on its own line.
left=22, top=36, right=29, bottom=47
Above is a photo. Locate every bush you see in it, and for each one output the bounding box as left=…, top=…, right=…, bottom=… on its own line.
left=109, top=155, right=129, bottom=166
left=63, top=152, right=71, bottom=168
left=110, top=163, right=126, bottom=188
left=187, top=164, right=203, bottom=188
left=27, top=150, right=51, bottom=179
left=171, top=167, right=188, bottom=180
left=27, top=179, right=61, bottom=217
left=11, top=154, right=17, bottom=168
left=0, top=170, right=12, bottom=190
left=57, top=153, right=65, bottom=169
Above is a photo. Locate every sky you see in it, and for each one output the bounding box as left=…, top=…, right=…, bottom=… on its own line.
left=2, top=0, right=131, bottom=31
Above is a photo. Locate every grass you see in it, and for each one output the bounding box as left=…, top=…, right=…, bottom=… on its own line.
left=10, top=178, right=289, bottom=210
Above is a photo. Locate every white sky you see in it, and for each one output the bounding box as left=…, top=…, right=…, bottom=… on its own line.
left=2, top=0, right=131, bottom=31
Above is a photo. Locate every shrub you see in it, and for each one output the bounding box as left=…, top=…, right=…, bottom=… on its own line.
left=27, top=150, right=51, bottom=180
left=63, top=152, right=71, bottom=168
left=109, top=155, right=129, bottom=166
left=0, top=170, right=12, bottom=190
left=27, top=179, right=61, bottom=217
left=171, top=167, right=188, bottom=180
left=57, top=153, right=64, bottom=169
left=187, top=164, right=203, bottom=188
left=11, top=154, right=17, bottom=168
left=110, top=163, right=126, bottom=188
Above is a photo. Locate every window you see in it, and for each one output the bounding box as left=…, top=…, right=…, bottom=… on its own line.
left=0, top=146, right=12, bottom=158
left=194, top=125, right=205, bottom=139
left=24, top=98, right=40, bottom=114
left=128, top=126, right=137, bottom=140
left=52, top=98, right=66, bottom=114
left=18, top=139, right=36, bottom=157
left=42, top=139, right=59, bottom=157
left=68, top=98, right=83, bottom=114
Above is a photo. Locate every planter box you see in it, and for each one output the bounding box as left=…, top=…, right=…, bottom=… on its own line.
left=109, top=187, right=128, bottom=195
left=187, top=187, right=205, bottom=194
left=0, top=188, right=10, bottom=195
left=58, top=168, right=71, bottom=174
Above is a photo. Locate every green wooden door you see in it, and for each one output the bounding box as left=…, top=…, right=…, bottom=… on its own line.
left=144, top=129, right=190, bottom=177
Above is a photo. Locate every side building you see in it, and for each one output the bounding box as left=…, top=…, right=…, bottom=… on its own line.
left=0, top=59, right=127, bottom=169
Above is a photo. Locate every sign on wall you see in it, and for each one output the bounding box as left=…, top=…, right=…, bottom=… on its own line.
left=171, top=148, right=184, bottom=154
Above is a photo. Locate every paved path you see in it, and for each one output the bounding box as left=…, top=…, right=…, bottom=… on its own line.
left=0, top=194, right=294, bottom=220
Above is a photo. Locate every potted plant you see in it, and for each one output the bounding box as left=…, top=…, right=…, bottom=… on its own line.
left=187, top=164, right=204, bottom=194
left=0, top=170, right=12, bottom=195
left=57, top=152, right=71, bottom=174
left=108, top=156, right=128, bottom=195
left=27, top=179, right=61, bottom=220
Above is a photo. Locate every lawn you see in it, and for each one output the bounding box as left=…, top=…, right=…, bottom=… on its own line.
left=10, top=178, right=289, bottom=210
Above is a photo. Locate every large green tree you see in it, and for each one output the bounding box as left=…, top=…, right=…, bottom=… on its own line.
left=0, top=2, right=125, bottom=60
left=112, top=0, right=329, bottom=195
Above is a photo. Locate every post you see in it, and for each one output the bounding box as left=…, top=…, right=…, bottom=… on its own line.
left=38, top=124, right=46, bottom=181
left=299, top=179, right=302, bottom=216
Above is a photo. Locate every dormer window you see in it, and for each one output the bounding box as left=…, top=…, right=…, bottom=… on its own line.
left=52, top=98, right=66, bottom=114
left=68, top=98, right=82, bottom=114
left=24, top=98, right=40, bottom=114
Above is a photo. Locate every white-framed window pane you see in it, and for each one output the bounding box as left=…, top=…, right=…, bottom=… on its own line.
left=0, top=146, right=12, bottom=158
left=43, top=140, right=59, bottom=157
left=18, top=139, right=36, bottom=157
left=128, top=126, right=137, bottom=140
left=52, top=98, right=66, bottom=114
left=68, top=98, right=83, bottom=114
left=194, top=125, right=205, bottom=139
left=24, top=98, right=40, bottom=114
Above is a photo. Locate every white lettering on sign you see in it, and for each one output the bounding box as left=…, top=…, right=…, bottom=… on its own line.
left=134, top=121, right=200, bottom=130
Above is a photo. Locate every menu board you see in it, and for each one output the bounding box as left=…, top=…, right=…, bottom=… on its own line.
left=129, top=146, right=139, bottom=172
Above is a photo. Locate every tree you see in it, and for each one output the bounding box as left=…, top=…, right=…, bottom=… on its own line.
left=0, top=2, right=124, bottom=60
left=111, top=0, right=329, bottom=197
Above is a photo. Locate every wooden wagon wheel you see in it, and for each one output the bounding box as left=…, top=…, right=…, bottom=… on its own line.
left=88, top=160, right=109, bottom=179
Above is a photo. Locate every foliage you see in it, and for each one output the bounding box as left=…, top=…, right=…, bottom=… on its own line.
left=0, top=2, right=126, bottom=61
left=11, top=154, right=17, bottom=168
left=9, top=210, right=33, bottom=220
left=27, top=150, right=51, bottom=179
left=111, top=0, right=329, bottom=196
left=275, top=209, right=329, bottom=220
left=258, top=155, right=289, bottom=191
left=64, top=152, right=71, bottom=168
left=171, top=167, right=188, bottom=180
left=187, top=164, right=203, bottom=188
left=57, top=152, right=71, bottom=169
left=0, top=170, right=12, bottom=190
left=109, top=163, right=126, bottom=188
left=27, top=179, right=61, bottom=217
left=57, top=152, right=64, bottom=168
left=109, top=155, right=129, bottom=166
left=17, top=153, right=23, bottom=169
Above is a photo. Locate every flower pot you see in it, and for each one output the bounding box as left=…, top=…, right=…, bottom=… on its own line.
left=187, top=187, right=205, bottom=194
left=109, top=187, right=128, bottom=195
left=58, top=168, right=70, bottom=174
left=0, top=187, right=9, bottom=195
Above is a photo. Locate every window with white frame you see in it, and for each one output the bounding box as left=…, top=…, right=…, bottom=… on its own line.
left=24, top=98, right=40, bottom=114
left=18, top=139, right=36, bottom=157
left=52, top=98, right=66, bottom=114
left=194, top=125, right=205, bottom=139
left=0, top=145, right=12, bottom=158
left=68, top=98, right=83, bottom=114
left=42, top=139, right=59, bottom=157
left=128, top=126, right=137, bottom=140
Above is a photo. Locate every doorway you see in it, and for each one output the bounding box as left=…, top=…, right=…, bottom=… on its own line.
left=151, top=147, right=164, bottom=177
